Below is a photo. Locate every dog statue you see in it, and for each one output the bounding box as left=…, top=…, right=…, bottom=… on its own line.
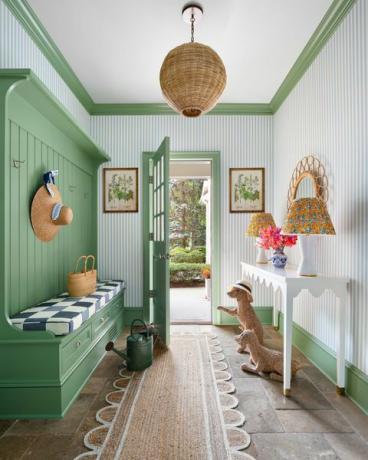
left=235, top=329, right=303, bottom=382
left=217, top=280, right=264, bottom=352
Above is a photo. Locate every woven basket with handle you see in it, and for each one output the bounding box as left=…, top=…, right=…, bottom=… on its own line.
left=67, top=255, right=97, bottom=297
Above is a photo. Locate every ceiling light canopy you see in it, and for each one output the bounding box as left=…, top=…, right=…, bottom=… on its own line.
left=160, top=3, right=227, bottom=118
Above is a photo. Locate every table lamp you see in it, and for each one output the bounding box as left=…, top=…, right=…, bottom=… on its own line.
left=282, top=197, right=335, bottom=276
left=246, top=213, right=276, bottom=264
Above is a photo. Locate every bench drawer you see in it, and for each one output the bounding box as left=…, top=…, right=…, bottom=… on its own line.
left=61, top=325, right=92, bottom=374
left=93, top=310, right=111, bottom=338
left=109, top=298, right=123, bottom=318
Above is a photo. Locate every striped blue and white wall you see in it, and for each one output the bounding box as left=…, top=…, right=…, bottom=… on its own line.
left=1, top=0, right=367, bottom=378
left=91, top=115, right=274, bottom=308
left=0, top=0, right=90, bottom=132
left=274, top=0, right=368, bottom=374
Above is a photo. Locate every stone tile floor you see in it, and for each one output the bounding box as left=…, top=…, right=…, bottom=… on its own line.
left=0, top=325, right=367, bottom=459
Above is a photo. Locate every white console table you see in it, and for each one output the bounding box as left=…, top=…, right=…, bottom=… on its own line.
left=241, top=262, right=349, bottom=396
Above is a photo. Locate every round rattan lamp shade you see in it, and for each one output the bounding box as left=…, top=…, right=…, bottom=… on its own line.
left=160, top=42, right=227, bottom=117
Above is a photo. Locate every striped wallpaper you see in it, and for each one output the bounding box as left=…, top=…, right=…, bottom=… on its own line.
left=91, top=115, right=274, bottom=308
left=0, top=0, right=90, bottom=132
left=274, top=0, right=368, bottom=373
left=2, top=0, right=367, bottom=376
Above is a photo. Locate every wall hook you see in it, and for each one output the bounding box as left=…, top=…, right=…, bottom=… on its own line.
left=12, top=159, right=25, bottom=168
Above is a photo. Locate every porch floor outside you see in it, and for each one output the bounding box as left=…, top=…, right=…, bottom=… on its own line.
left=170, top=287, right=211, bottom=323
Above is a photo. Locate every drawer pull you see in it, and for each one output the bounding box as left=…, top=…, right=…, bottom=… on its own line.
left=76, top=340, right=81, bottom=348
left=100, top=317, right=105, bottom=323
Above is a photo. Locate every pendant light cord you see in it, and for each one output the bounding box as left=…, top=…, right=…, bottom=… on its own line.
left=191, top=12, right=195, bottom=42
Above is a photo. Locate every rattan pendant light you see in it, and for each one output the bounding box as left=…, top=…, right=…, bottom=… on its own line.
left=160, top=3, right=227, bottom=117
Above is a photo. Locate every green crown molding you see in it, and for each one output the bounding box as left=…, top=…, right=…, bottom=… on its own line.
left=3, top=0, right=94, bottom=112
left=270, top=0, right=356, bottom=112
left=2, top=0, right=356, bottom=115
left=90, top=103, right=273, bottom=116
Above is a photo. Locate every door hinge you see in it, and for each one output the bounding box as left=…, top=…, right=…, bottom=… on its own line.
left=148, top=175, right=154, bottom=184
left=148, top=290, right=156, bottom=298
left=149, top=232, right=154, bottom=241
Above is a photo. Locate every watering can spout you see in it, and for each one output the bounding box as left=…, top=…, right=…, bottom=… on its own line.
left=105, top=341, right=129, bottom=361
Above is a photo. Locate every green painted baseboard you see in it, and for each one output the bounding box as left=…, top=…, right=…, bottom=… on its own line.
left=218, top=306, right=273, bottom=326
left=124, top=307, right=144, bottom=325
left=278, top=312, right=368, bottom=416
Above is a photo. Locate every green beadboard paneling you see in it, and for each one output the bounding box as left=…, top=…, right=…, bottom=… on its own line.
left=8, top=117, right=95, bottom=316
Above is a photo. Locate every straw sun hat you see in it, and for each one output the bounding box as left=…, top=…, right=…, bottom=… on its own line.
left=31, top=184, right=73, bottom=242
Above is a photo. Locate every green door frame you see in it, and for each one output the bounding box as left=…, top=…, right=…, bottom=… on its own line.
left=142, top=151, right=221, bottom=325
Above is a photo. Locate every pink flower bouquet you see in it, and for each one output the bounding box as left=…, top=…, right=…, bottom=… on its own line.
left=258, top=226, right=297, bottom=251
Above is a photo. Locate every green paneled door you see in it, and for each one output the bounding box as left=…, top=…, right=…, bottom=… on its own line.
left=150, top=138, right=170, bottom=346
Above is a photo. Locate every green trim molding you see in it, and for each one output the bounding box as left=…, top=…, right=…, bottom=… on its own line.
left=123, top=307, right=144, bottom=325
left=278, top=312, right=368, bottom=416
left=270, top=0, right=356, bottom=112
left=90, top=103, right=273, bottom=116
left=2, top=0, right=356, bottom=115
left=0, top=69, right=109, bottom=162
left=219, top=306, right=273, bottom=327
left=3, top=0, right=94, bottom=112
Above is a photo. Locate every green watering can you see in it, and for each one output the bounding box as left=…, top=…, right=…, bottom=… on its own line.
left=105, top=319, right=153, bottom=371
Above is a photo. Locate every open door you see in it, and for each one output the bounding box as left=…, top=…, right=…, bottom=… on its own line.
left=148, top=138, right=170, bottom=346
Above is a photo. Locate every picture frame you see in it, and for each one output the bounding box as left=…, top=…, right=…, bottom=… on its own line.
left=229, top=167, right=265, bottom=213
left=103, top=167, right=139, bottom=213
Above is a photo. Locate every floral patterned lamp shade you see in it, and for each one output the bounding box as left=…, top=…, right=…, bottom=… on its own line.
left=246, top=213, right=276, bottom=237
left=282, top=198, right=335, bottom=235
left=246, top=213, right=276, bottom=264
left=282, top=197, right=335, bottom=277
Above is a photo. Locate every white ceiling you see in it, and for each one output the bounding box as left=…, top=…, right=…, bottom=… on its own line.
left=28, top=0, right=332, bottom=104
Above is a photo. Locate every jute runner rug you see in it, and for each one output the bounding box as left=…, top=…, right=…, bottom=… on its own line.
left=76, top=334, right=254, bottom=460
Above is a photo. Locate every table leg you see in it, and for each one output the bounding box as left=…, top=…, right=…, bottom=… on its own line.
left=336, top=286, right=347, bottom=395
left=273, top=289, right=279, bottom=330
left=283, top=289, right=293, bottom=397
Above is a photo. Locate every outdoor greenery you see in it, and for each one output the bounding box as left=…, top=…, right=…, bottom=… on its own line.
left=170, top=246, right=206, bottom=264
left=169, top=179, right=208, bottom=285
left=170, top=263, right=210, bottom=286
left=169, top=179, right=206, bottom=249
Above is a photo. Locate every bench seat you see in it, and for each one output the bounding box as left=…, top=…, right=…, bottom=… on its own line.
left=10, top=280, right=125, bottom=336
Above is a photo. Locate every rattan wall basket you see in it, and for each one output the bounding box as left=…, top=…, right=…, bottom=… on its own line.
left=67, top=255, right=97, bottom=297
left=160, top=42, right=227, bottom=117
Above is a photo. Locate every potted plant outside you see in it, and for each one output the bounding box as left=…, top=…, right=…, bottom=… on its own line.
left=202, top=267, right=211, bottom=300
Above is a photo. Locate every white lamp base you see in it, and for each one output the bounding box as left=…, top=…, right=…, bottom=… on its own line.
left=256, top=245, right=268, bottom=264
left=297, top=235, right=318, bottom=276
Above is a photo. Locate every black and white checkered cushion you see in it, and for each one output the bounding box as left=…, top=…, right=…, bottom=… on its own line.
left=10, top=280, right=125, bottom=336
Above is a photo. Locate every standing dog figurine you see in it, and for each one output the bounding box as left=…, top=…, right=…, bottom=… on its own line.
left=235, top=330, right=303, bottom=382
left=217, top=280, right=264, bottom=351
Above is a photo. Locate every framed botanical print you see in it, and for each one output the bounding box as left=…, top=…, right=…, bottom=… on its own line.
left=229, top=168, right=265, bottom=213
left=103, top=168, right=139, bottom=213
